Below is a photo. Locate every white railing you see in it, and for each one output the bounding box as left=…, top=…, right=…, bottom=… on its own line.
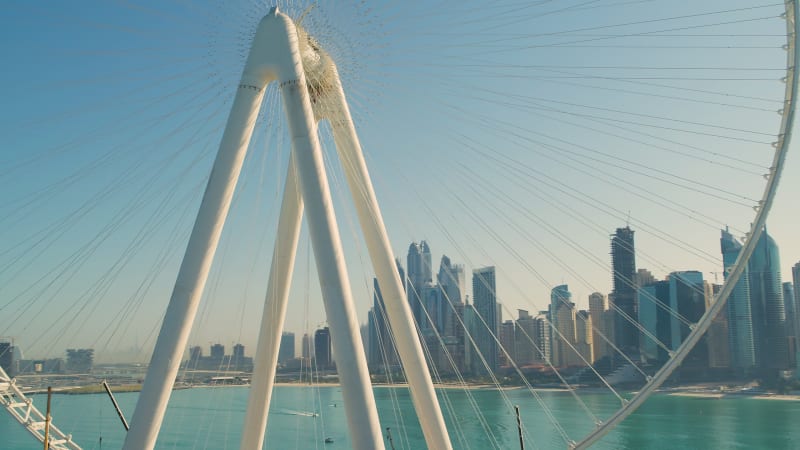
left=0, top=366, right=82, bottom=450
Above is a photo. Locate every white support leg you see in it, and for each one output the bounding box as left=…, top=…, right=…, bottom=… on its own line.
left=317, top=68, right=453, bottom=450
left=274, top=14, right=384, bottom=450
left=240, top=155, right=303, bottom=450
left=124, top=9, right=296, bottom=449
left=123, top=57, right=269, bottom=450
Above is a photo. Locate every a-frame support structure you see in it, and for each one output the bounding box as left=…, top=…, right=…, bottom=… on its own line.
left=122, top=8, right=452, bottom=450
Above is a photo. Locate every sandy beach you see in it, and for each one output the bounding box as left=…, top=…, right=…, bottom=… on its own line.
left=666, top=391, right=800, bottom=401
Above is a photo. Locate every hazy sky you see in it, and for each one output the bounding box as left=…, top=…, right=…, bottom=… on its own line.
left=1, top=0, right=798, bottom=362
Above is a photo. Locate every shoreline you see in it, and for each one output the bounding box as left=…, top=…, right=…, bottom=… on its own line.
left=32, top=382, right=800, bottom=400
left=666, top=390, right=800, bottom=401
left=19, top=377, right=798, bottom=400
left=32, top=381, right=570, bottom=395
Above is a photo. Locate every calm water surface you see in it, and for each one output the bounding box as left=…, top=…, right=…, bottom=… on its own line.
left=2, top=386, right=798, bottom=449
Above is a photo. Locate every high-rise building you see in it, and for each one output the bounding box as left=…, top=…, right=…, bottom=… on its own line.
left=669, top=272, right=706, bottom=347
left=706, top=283, right=731, bottom=369
left=748, top=228, right=789, bottom=371
left=783, top=282, right=796, bottom=368
left=721, top=227, right=757, bottom=373
left=231, top=343, right=247, bottom=370
left=278, top=332, right=294, bottom=363
left=369, top=260, right=405, bottom=372
left=436, top=256, right=466, bottom=375
left=515, top=310, right=550, bottom=365
left=421, top=284, right=442, bottom=332
left=302, top=333, right=313, bottom=360
left=438, top=255, right=464, bottom=337
left=407, top=242, right=433, bottom=326
left=784, top=282, right=796, bottom=338
left=315, top=327, right=332, bottom=369
left=499, top=320, right=516, bottom=366
left=65, top=349, right=94, bottom=373
left=233, top=343, right=245, bottom=359
left=443, top=299, right=466, bottom=374
left=636, top=268, right=656, bottom=287
left=536, top=311, right=552, bottom=363
left=550, top=285, right=578, bottom=367
left=588, top=292, right=609, bottom=362
left=515, top=310, right=535, bottom=365
left=210, top=343, right=225, bottom=360
left=420, top=283, right=447, bottom=372
left=638, top=279, right=671, bottom=365
left=472, top=266, right=498, bottom=372
left=189, top=346, right=202, bottom=362
left=555, top=302, right=579, bottom=367
left=669, top=271, right=709, bottom=374
left=463, top=300, right=478, bottom=373
left=367, top=308, right=377, bottom=369
left=576, top=310, right=594, bottom=365
left=185, top=343, right=251, bottom=372
left=438, top=256, right=464, bottom=303
left=638, top=272, right=709, bottom=374
left=611, top=226, right=638, bottom=360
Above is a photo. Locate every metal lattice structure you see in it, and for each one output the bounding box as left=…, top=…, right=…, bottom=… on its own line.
left=0, top=366, right=82, bottom=450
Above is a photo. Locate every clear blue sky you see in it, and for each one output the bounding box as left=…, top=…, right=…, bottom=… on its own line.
left=0, top=0, right=798, bottom=362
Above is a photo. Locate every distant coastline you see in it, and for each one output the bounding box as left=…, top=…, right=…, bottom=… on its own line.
left=667, top=390, right=800, bottom=401
left=18, top=379, right=800, bottom=401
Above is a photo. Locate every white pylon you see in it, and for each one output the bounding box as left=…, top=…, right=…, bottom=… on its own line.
left=316, top=66, right=454, bottom=450
left=241, top=16, right=453, bottom=450
left=125, top=7, right=451, bottom=450
left=240, top=154, right=303, bottom=450
left=271, top=12, right=385, bottom=450
left=122, top=9, right=277, bottom=449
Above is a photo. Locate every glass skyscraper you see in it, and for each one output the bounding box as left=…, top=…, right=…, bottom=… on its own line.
left=669, top=271, right=709, bottom=373
left=611, top=226, right=638, bottom=360
left=314, top=327, right=332, bottom=369
left=784, top=281, right=796, bottom=369
left=748, top=228, right=788, bottom=371
left=721, top=227, right=757, bottom=372
left=407, top=241, right=432, bottom=326
left=638, top=280, right=670, bottom=365
left=472, top=266, right=498, bottom=372
left=638, top=272, right=709, bottom=374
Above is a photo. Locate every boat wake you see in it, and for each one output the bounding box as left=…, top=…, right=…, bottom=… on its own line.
left=275, top=409, right=319, bottom=418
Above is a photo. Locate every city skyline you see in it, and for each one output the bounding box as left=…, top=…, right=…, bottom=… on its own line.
left=8, top=224, right=798, bottom=376
left=4, top=226, right=800, bottom=373
left=0, top=1, right=798, bottom=367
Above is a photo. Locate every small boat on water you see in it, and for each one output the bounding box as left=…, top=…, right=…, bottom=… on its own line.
left=324, top=437, right=334, bottom=444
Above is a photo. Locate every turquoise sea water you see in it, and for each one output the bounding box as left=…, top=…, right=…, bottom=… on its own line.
left=2, top=386, right=799, bottom=449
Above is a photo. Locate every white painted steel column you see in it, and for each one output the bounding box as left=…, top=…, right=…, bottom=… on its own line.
left=240, top=155, right=303, bottom=450
left=123, top=57, right=269, bottom=450
left=318, top=68, right=453, bottom=450
left=124, top=9, right=287, bottom=450
left=273, top=13, right=384, bottom=450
